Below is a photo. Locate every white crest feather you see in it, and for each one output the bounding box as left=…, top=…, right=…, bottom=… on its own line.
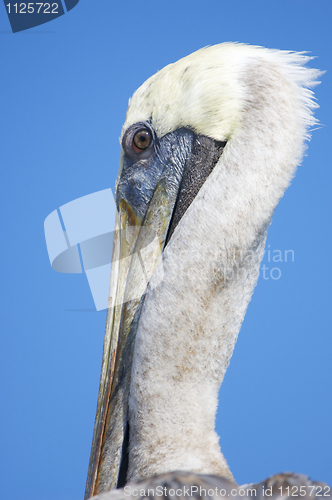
left=122, top=43, right=321, bottom=143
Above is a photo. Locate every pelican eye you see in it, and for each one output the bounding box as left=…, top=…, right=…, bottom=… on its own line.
left=123, top=122, right=155, bottom=159
left=133, top=129, right=152, bottom=152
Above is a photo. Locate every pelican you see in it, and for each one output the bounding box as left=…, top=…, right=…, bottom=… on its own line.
left=84, top=43, right=325, bottom=499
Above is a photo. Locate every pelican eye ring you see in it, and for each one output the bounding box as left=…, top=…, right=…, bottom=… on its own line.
left=122, top=122, right=155, bottom=159
left=133, top=129, right=152, bottom=152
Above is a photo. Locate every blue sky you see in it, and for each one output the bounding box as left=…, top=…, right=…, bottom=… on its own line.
left=0, top=2, right=331, bottom=499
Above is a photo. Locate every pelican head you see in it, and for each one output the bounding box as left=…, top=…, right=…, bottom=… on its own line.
left=85, top=43, right=320, bottom=498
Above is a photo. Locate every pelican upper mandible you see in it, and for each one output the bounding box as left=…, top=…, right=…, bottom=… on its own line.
left=84, top=43, right=322, bottom=499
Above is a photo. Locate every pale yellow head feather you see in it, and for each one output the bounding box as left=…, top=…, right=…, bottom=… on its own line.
left=121, top=42, right=320, bottom=145
left=121, top=43, right=249, bottom=142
